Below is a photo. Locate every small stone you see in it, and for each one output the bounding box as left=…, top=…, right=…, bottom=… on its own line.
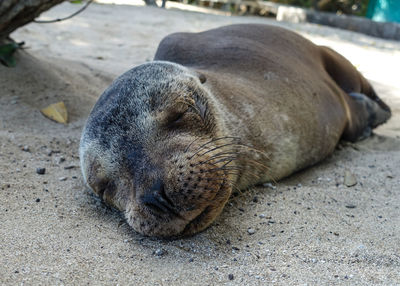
left=36, top=168, right=46, bottom=175
left=22, top=146, right=30, bottom=152
left=344, top=170, right=357, bottom=187
left=247, top=228, right=256, bottom=235
left=297, top=183, right=302, bottom=188
left=345, top=204, right=356, bottom=209
left=252, top=196, right=259, bottom=203
left=59, top=177, right=67, bottom=181
left=263, top=182, right=276, bottom=189
left=259, top=214, right=266, bottom=218
left=154, top=248, right=167, bottom=256
left=228, top=274, right=234, bottom=280
left=188, top=258, right=194, bottom=262
left=64, top=165, right=77, bottom=170
left=57, top=157, right=66, bottom=164
left=36, top=198, right=40, bottom=203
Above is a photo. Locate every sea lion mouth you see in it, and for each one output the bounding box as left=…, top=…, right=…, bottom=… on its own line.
left=179, top=177, right=230, bottom=237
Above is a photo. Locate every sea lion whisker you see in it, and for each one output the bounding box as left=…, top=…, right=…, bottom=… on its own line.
left=206, top=151, right=239, bottom=160
left=197, top=162, right=240, bottom=174
left=194, top=142, right=240, bottom=159
left=233, top=143, right=271, bottom=159
left=184, top=136, right=204, bottom=153
left=245, top=159, right=270, bottom=172
left=191, top=168, right=240, bottom=175
left=189, top=136, right=241, bottom=158
left=207, top=157, right=238, bottom=167
left=194, top=155, right=237, bottom=167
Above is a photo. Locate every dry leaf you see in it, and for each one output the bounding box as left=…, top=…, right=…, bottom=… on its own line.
left=41, top=101, right=68, bottom=124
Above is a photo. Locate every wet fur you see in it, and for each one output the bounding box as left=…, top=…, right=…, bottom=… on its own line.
left=80, top=24, right=391, bottom=237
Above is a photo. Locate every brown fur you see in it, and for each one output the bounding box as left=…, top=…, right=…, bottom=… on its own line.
left=80, top=24, right=390, bottom=238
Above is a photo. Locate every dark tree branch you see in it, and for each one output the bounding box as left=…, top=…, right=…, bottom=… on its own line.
left=0, top=0, right=66, bottom=41
left=34, top=0, right=93, bottom=23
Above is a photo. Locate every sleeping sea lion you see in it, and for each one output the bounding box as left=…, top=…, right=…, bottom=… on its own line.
left=79, top=24, right=391, bottom=237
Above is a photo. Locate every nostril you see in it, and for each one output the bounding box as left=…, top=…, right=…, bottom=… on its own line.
left=140, top=179, right=176, bottom=214
left=141, top=193, right=170, bottom=213
left=91, top=178, right=115, bottom=201
left=91, top=178, right=109, bottom=198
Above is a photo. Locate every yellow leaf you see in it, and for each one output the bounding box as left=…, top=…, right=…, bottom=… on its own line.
left=40, top=101, right=68, bottom=124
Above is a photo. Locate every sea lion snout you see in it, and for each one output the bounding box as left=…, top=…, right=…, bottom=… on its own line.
left=139, top=179, right=175, bottom=215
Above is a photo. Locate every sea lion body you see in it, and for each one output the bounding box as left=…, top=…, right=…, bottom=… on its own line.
left=80, top=24, right=391, bottom=237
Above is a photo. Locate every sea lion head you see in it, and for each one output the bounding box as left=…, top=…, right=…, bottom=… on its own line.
left=80, top=62, right=235, bottom=237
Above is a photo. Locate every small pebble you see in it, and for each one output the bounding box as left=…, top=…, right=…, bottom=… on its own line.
left=263, top=182, right=276, bottom=189
left=57, top=157, right=66, bottom=164
left=247, top=228, right=256, bottom=235
left=344, top=170, right=357, bottom=187
left=259, top=214, right=266, bottom=218
left=59, top=177, right=67, bottom=181
left=188, top=258, right=194, bottom=262
left=64, top=165, right=77, bottom=170
left=228, top=274, right=234, bottom=280
left=35, top=198, right=40, bottom=203
left=22, top=146, right=30, bottom=152
left=154, top=248, right=167, bottom=256
left=252, top=196, right=259, bottom=203
left=345, top=204, right=356, bottom=209
left=36, top=168, right=46, bottom=175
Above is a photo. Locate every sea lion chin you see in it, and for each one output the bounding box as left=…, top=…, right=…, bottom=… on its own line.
left=80, top=24, right=391, bottom=238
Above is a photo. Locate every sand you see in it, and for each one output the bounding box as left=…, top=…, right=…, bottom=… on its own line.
left=1, top=2, right=399, bottom=285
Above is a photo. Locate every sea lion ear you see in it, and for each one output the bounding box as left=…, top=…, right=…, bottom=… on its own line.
left=198, top=73, right=207, bottom=84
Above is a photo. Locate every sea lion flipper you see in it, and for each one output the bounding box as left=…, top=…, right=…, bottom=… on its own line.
left=320, top=46, right=390, bottom=110
left=343, top=92, right=391, bottom=141
left=320, top=46, right=391, bottom=141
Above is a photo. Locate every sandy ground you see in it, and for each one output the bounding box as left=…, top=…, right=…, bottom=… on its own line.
left=1, top=2, right=399, bottom=285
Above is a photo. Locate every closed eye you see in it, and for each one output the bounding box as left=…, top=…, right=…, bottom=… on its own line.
left=167, top=111, right=186, bottom=126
